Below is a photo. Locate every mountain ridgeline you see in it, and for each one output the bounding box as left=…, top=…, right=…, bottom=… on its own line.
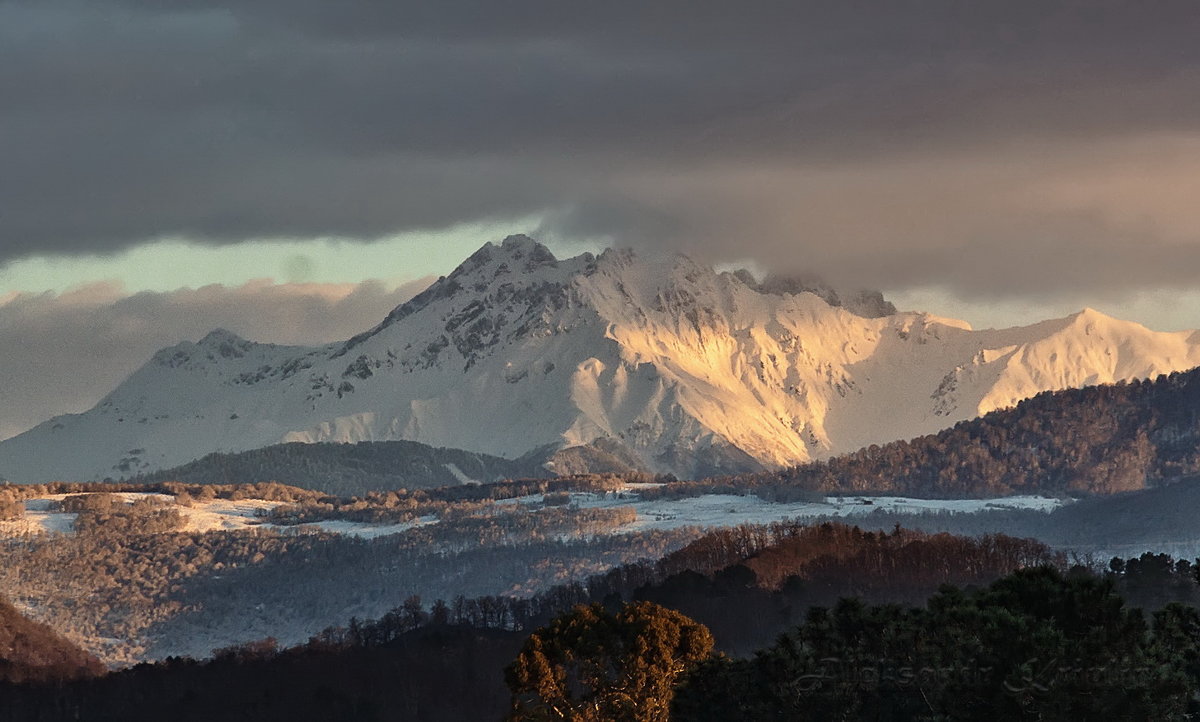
left=729, top=366, right=1200, bottom=497
left=4, top=234, right=1200, bottom=485
left=137, top=363, right=1200, bottom=498
left=130, top=440, right=554, bottom=495
left=129, top=438, right=664, bottom=496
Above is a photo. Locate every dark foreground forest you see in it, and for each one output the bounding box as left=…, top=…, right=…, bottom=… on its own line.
left=3, top=522, right=1200, bottom=721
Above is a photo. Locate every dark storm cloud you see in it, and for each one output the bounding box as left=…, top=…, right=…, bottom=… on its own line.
left=5, top=0, right=1200, bottom=298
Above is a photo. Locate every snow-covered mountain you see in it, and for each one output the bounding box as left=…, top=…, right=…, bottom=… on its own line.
left=3, top=235, right=1200, bottom=484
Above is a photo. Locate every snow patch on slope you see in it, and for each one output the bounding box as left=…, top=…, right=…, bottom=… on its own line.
left=0, top=493, right=439, bottom=539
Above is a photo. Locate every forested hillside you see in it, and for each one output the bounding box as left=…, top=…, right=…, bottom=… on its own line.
left=724, top=367, right=1200, bottom=497
left=0, top=481, right=692, bottom=664
left=0, top=523, right=1065, bottom=720
left=674, top=566, right=1200, bottom=720
left=4, top=522, right=1197, bottom=721
left=0, top=597, right=103, bottom=683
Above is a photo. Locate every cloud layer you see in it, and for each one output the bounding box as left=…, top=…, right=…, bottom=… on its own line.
left=4, top=1, right=1200, bottom=301
left=0, top=278, right=430, bottom=440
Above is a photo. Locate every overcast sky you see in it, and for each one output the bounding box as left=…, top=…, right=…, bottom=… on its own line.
left=4, top=1, right=1200, bottom=438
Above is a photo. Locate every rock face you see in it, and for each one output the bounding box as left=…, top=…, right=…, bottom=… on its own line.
left=752, top=273, right=897, bottom=319
left=3, top=235, right=1200, bottom=483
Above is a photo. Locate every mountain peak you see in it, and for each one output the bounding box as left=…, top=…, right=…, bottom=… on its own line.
left=336, top=235, right=570, bottom=358
left=1062, top=307, right=1125, bottom=330
left=500, top=234, right=558, bottom=270
left=593, top=246, right=638, bottom=271
left=451, top=235, right=559, bottom=280
left=1074, top=307, right=1109, bottom=321
left=198, top=328, right=247, bottom=346
left=195, top=328, right=255, bottom=360
left=499, top=233, right=544, bottom=253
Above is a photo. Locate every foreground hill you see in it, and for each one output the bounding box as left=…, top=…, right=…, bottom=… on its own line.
left=8, top=523, right=1194, bottom=721
left=4, top=235, right=1200, bottom=483
left=0, top=523, right=1067, bottom=721
left=0, top=597, right=103, bottom=683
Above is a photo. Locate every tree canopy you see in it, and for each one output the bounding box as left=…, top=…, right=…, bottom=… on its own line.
left=505, top=601, right=714, bottom=721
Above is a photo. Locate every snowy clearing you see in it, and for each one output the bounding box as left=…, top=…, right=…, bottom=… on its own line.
left=497, top=489, right=1066, bottom=532
left=294, top=516, right=438, bottom=539
left=0, top=488, right=1067, bottom=541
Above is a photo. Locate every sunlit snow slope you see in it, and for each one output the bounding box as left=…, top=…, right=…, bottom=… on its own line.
left=3, top=235, right=1200, bottom=483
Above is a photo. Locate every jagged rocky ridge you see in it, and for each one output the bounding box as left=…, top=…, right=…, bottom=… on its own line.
left=3, top=235, right=1200, bottom=483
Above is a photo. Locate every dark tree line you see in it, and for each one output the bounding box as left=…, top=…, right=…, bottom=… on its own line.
left=674, top=566, right=1200, bottom=720
left=508, top=565, right=1200, bottom=721
left=0, top=479, right=325, bottom=505
left=502, top=561, right=1200, bottom=721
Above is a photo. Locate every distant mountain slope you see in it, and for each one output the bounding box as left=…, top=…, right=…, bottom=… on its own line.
left=0, top=597, right=104, bottom=683
left=3, top=234, right=1200, bottom=483
left=132, top=440, right=553, bottom=495
left=747, top=366, right=1200, bottom=496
